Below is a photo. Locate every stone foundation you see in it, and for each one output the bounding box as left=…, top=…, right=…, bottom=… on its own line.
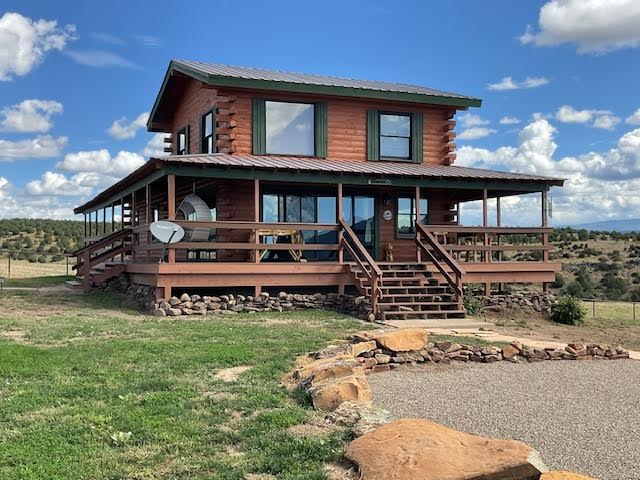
left=478, top=290, right=557, bottom=316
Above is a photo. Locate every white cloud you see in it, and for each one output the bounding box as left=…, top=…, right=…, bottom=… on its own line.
left=487, top=76, right=549, bottom=91
left=521, top=0, right=640, bottom=54
left=0, top=12, right=75, bottom=81
left=26, top=171, right=92, bottom=196
left=65, top=50, right=139, bottom=69
left=457, top=127, right=497, bottom=140
left=457, top=113, right=496, bottom=140
left=133, top=34, right=161, bottom=46
left=499, top=116, right=521, bottom=125
left=0, top=135, right=68, bottom=161
left=555, top=105, right=620, bottom=130
left=108, top=112, right=149, bottom=139
left=0, top=177, right=9, bottom=200
left=143, top=133, right=169, bottom=157
left=89, top=32, right=124, bottom=45
left=58, top=149, right=146, bottom=180
left=625, top=109, right=640, bottom=125
left=0, top=99, right=63, bottom=133
left=458, top=118, right=640, bottom=225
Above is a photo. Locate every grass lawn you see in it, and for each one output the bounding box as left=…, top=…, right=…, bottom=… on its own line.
left=581, top=300, right=640, bottom=326
left=0, top=290, right=366, bottom=480
left=0, top=259, right=70, bottom=279
left=3, top=275, right=73, bottom=288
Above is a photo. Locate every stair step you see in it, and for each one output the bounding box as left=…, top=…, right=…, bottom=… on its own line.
left=65, top=280, right=82, bottom=289
left=382, top=310, right=467, bottom=320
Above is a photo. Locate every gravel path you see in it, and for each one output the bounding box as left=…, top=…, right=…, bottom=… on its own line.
left=368, top=361, right=640, bottom=480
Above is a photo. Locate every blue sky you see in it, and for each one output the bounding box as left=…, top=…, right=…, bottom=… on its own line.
left=1, top=0, right=640, bottom=225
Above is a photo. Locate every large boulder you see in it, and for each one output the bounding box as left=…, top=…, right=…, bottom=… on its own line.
left=310, top=373, right=372, bottom=411
left=540, top=472, right=597, bottom=480
left=294, top=354, right=353, bottom=383
left=345, top=419, right=548, bottom=480
left=372, top=328, right=428, bottom=352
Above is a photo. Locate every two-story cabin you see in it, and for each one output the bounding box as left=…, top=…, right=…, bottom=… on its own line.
left=71, top=60, right=563, bottom=321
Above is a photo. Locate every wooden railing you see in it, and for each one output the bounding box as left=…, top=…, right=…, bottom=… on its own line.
left=131, top=221, right=340, bottom=262
left=338, top=218, right=383, bottom=317
left=420, top=225, right=553, bottom=263
left=415, top=223, right=464, bottom=308
left=72, top=228, right=132, bottom=290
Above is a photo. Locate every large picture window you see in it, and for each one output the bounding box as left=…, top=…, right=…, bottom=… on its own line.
left=265, top=101, right=315, bottom=155
left=380, top=113, right=411, bottom=160
left=396, top=196, right=428, bottom=238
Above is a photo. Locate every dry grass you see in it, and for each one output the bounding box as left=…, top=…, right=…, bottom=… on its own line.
left=581, top=300, right=640, bottom=326
left=0, top=258, right=69, bottom=278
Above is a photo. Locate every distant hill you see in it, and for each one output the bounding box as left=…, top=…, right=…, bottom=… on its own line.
left=572, top=219, right=640, bottom=233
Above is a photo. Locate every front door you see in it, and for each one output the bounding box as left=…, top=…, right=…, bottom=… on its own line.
left=343, top=195, right=377, bottom=258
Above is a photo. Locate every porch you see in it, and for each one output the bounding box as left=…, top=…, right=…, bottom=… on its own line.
left=71, top=157, right=562, bottom=321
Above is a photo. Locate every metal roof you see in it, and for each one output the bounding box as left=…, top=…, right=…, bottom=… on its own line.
left=173, top=60, right=481, bottom=104
left=75, top=155, right=564, bottom=213
left=157, top=153, right=564, bottom=185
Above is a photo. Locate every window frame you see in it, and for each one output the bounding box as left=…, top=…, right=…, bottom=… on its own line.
left=176, top=126, right=189, bottom=155
left=395, top=195, right=429, bottom=239
left=265, top=99, right=316, bottom=156
left=200, top=110, right=216, bottom=154
left=378, top=112, right=412, bottom=161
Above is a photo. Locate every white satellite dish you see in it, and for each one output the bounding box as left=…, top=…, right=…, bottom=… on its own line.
left=150, top=221, right=185, bottom=263
left=150, top=221, right=185, bottom=244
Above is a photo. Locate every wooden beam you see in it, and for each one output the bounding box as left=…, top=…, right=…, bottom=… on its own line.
left=415, top=185, right=421, bottom=263
left=254, top=179, right=260, bottom=263
left=167, top=174, right=176, bottom=264
left=496, top=196, right=502, bottom=261
left=337, top=183, right=343, bottom=264
left=541, top=190, right=548, bottom=227
left=482, top=189, right=489, bottom=262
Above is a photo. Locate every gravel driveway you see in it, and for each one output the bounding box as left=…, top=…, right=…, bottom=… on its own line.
left=368, top=361, right=640, bottom=480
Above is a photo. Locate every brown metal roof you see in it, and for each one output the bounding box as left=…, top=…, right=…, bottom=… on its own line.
left=75, top=155, right=564, bottom=213
left=158, top=154, right=565, bottom=184
left=174, top=60, right=480, bottom=103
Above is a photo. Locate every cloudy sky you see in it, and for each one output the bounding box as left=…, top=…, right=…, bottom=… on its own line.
left=1, top=0, right=639, bottom=226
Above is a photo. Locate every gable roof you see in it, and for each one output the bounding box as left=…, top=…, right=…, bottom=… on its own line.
left=148, top=60, right=482, bottom=130
left=74, top=154, right=564, bottom=213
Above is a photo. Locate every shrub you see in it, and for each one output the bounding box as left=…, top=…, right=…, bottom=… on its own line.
left=37, top=255, right=46, bottom=263
left=552, top=272, right=565, bottom=288
left=463, top=293, right=484, bottom=316
left=552, top=297, right=586, bottom=325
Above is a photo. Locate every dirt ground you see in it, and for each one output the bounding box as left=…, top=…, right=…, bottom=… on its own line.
left=486, top=312, right=640, bottom=351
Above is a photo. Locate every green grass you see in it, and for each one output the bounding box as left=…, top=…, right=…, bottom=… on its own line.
left=0, top=291, right=365, bottom=480
left=581, top=300, right=640, bottom=326
left=3, top=275, right=73, bottom=288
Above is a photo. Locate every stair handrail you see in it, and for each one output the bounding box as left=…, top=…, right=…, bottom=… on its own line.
left=415, top=222, right=464, bottom=308
left=338, top=218, right=383, bottom=318
left=73, top=228, right=132, bottom=290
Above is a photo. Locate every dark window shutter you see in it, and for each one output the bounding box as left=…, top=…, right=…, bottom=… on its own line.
left=252, top=98, right=266, bottom=154
left=314, top=102, right=328, bottom=158
left=411, top=112, right=423, bottom=163
left=366, top=109, right=379, bottom=161
left=200, top=115, right=204, bottom=153
left=185, top=125, right=190, bottom=154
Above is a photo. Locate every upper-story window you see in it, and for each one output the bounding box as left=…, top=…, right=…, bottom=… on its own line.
left=380, top=113, right=411, bottom=160
left=201, top=110, right=215, bottom=153
left=265, top=101, right=315, bottom=155
left=176, top=126, right=189, bottom=155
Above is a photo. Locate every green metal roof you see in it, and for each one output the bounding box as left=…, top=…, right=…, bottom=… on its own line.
left=148, top=60, right=482, bottom=130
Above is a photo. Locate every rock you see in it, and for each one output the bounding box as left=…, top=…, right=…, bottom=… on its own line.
left=374, top=354, right=391, bottom=364
left=295, top=355, right=354, bottom=383
left=167, top=308, right=182, bottom=316
left=372, top=328, right=428, bottom=352
left=501, top=345, right=519, bottom=359
left=345, top=419, right=548, bottom=480
left=351, top=340, right=377, bottom=357
left=540, top=472, right=597, bottom=480
left=169, top=297, right=181, bottom=306
left=152, top=308, right=166, bottom=316
left=310, top=374, right=372, bottom=411
left=180, top=293, right=190, bottom=302
left=308, top=359, right=364, bottom=387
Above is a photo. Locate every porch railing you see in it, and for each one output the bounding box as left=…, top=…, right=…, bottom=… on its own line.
left=415, top=223, right=464, bottom=309
left=338, top=218, right=383, bottom=317
left=418, top=225, right=553, bottom=263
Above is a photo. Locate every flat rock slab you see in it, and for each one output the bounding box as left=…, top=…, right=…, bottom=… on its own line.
left=346, top=418, right=547, bottom=480
left=371, top=328, right=428, bottom=352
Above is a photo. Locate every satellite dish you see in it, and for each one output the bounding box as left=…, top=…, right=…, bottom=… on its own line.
left=150, top=221, right=185, bottom=244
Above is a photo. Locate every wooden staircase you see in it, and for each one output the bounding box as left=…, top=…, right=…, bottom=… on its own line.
left=349, top=262, right=466, bottom=320
left=66, top=229, right=132, bottom=290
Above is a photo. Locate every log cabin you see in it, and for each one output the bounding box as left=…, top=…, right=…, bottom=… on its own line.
left=71, top=60, right=564, bottom=320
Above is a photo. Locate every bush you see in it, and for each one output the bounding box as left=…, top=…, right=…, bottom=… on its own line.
left=552, top=272, right=565, bottom=288
left=37, top=255, right=47, bottom=263
left=551, top=297, right=586, bottom=325
left=463, top=293, right=484, bottom=316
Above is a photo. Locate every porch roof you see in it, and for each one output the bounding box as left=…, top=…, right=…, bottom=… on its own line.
left=74, top=154, right=564, bottom=213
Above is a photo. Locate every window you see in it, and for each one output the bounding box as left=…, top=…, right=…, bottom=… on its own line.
left=201, top=110, right=215, bottom=153
left=176, top=126, right=189, bottom=155
left=253, top=99, right=327, bottom=157
left=265, top=101, right=315, bottom=155
left=380, top=113, right=411, bottom=160
left=396, top=196, right=428, bottom=237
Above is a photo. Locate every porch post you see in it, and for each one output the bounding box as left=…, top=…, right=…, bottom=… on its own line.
left=145, top=182, right=152, bottom=262
left=337, top=183, right=344, bottom=294
left=102, top=207, right=106, bottom=235
left=131, top=190, right=137, bottom=262
left=541, top=190, right=550, bottom=292
left=415, top=186, right=421, bottom=263
left=167, top=175, right=175, bottom=264
left=483, top=188, right=491, bottom=294
left=496, top=195, right=502, bottom=262
left=254, top=179, right=260, bottom=267
left=111, top=203, right=115, bottom=232
left=84, top=213, right=87, bottom=238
